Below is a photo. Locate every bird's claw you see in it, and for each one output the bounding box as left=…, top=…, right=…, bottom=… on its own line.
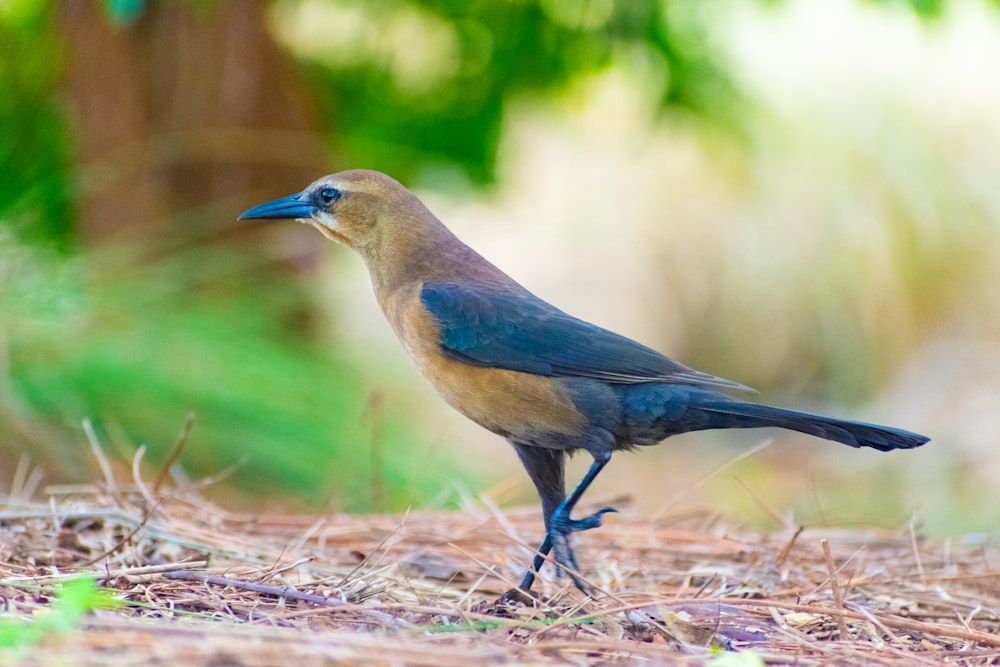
left=499, top=586, right=538, bottom=607
left=546, top=505, right=618, bottom=591
left=564, top=506, right=617, bottom=532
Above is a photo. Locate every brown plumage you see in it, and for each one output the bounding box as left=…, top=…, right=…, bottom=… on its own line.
left=240, top=169, right=929, bottom=597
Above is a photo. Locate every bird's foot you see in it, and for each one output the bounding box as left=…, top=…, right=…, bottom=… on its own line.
left=499, top=586, right=539, bottom=607
left=549, top=506, right=617, bottom=593
left=509, top=505, right=617, bottom=601
left=555, top=506, right=617, bottom=534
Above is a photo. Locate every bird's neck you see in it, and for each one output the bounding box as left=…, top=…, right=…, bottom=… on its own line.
left=366, top=218, right=510, bottom=304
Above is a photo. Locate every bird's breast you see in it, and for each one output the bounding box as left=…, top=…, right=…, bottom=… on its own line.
left=380, top=283, right=586, bottom=441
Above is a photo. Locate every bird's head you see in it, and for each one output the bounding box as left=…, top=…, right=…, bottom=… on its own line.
left=239, top=169, right=484, bottom=295
left=238, top=170, right=420, bottom=255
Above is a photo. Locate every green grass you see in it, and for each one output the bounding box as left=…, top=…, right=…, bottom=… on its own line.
left=0, top=234, right=473, bottom=510
left=0, top=578, right=121, bottom=651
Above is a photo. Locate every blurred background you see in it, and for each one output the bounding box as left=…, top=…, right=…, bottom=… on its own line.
left=1, top=0, right=998, bottom=536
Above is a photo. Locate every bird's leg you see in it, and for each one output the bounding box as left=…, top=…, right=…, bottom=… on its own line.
left=545, top=451, right=615, bottom=592
left=511, top=443, right=616, bottom=595
left=510, top=444, right=565, bottom=595
left=515, top=533, right=552, bottom=595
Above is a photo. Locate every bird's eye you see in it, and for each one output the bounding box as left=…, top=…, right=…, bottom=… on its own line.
left=317, top=187, right=341, bottom=207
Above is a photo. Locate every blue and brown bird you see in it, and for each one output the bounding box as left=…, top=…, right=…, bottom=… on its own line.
left=239, top=170, right=929, bottom=596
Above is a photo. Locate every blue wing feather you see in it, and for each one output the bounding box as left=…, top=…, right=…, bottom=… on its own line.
left=421, top=282, right=752, bottom=391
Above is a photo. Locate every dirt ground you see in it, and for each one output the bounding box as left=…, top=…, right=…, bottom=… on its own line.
left=1, top=475, right=999, bottom=666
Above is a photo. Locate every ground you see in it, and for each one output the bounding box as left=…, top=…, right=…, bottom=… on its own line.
left=1, top=475, right=998, bottom=666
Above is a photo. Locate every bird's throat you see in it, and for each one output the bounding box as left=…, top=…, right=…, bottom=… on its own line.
left=307, top=220, right=347, bottom=245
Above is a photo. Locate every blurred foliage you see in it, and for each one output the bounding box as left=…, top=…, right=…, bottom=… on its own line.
left=0, top=231, right=468, bottom=509
left=271, top=0, right=739, bottom=186
left=868, top=0, right=943, bottom=17
left=0, top=0, right=73, bottom=249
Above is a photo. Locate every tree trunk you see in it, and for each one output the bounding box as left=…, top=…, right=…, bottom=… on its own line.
left=58, top=0, right=328, bottom=244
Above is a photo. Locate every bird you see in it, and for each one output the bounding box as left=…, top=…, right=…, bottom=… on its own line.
left=239, top=169, right=930, bottom=596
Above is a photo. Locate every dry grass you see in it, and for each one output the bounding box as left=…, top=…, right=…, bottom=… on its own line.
left=1, top=456, right=999, bottom=666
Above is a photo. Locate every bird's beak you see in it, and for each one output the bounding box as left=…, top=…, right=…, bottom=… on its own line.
left=238, top=193, right=317, bottom=221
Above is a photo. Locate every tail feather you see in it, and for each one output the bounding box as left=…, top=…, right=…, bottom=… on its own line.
left=699, top=401, right=929, bottom=452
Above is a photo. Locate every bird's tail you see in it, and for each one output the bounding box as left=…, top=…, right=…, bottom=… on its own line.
left=698, top=400, right=929, bottom=452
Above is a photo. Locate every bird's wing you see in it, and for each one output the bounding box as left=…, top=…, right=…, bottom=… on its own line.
left=420, top=281, right=752, bottom=391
